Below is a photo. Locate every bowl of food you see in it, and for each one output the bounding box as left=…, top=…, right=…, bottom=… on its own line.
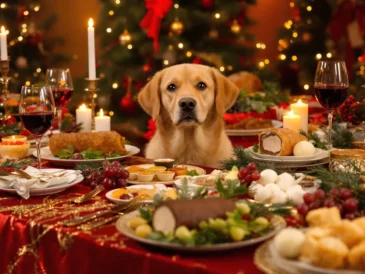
left=148, top=166, right=167, bottom=172
left=154, top=158, right=175, bottom=169
left=137, top=171, right=155, bottom=182
left=156, top=171, right=175, bottom=181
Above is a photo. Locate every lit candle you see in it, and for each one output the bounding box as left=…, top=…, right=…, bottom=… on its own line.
left=76, top=104, right=92, bottom=132
left=95, top=109, right=111, bottom=131
left=88, top=18, right=96, bottom=79
left=291, top=99, right=308, bottom=133
left=283, top=111, right=301, bottom=132
left=2, top=135, right=27, bottom=143
left=0, top=26, right=8, bottom=61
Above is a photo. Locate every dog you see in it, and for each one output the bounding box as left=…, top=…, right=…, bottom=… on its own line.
left=138, top=64, right=239, bottom=168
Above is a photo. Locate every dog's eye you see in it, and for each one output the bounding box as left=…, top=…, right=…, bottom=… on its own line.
left=196, top=82, right=207, bottom=91
left=167, top=83, right=176, bottom=92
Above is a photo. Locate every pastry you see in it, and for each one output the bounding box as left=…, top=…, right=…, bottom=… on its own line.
left=328, top=220, right=365, bottom=248
left=352, top=217, right=365, bottom=234
left=348, top=240, right=365, bottom=271
left=313, top=237, right=349, bottom=269
left=258, top=128, right=307, bottom=156
left=225, top=118, right=272, bottom=130
left=49, top=131, right=126, bottom=155
left=152, top=198, right=235, bottom=233
left=305, top=207, right=342, bottom=227
left=227, top=71, right=262, bottom=94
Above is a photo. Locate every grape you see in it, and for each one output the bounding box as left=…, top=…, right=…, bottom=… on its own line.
left=247, top=162, right=257, bottom=171
left=339, top=188, right=352, bottom=200
left=73, top=153, right=83, bottom=160
left=303, top=193, right=315, bottom=205
left=114, top=168, right=124, bottom=178
left=251, top=171, right=260, bottom=181
left=115, top=178, right=127, bottom=188
left=102, top=178, right=115, bottom=189
left=297, top=203, right=309, bottom=216
left=323, top=198, right=336, bottom=208
left=105, top=167, right=115, bottom=178
left=336, top=204, right=345, bottom=215
left=175, top=226, right=191, bottom=240
left=238, top=167, right=248, bottom=179
left=308, top=200, right=321, bottom=210
left=343, top=198, right=359, bottom=212
left=314, top=189, right=326, bottom=200
left=97, top=170, right=105, bottom=178
left=128, top=217, right=147, bottom=229
left=82, top=168, right=92, bottom=177
left=344, top=213, right=356, bottom=220
left=229, top=226, right=245, bottom=241
left=120, top=169, right=130, bottom=179
left=119, top=194, right=131, bottom=200
left=112, top=161, right=121, bottom=168
left=89, top=181, right=98, bottom=189
left=244, top=174, right=252, bottom=184
left=135, top=224, right=153, bottom=238
left=329, top=188, right=340, bottom=198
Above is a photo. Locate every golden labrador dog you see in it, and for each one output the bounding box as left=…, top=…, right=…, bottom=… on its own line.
left=138, top=64, right=239, bottom=168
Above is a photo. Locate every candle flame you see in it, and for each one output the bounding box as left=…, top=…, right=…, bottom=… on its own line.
left=80, top=104, right=87, bottom=110
left=12, top=135, right=15, bottom=140
left=1, top=26, right=5, bottom=33
left=288, top=111, right=294, bottom=116
left=88, top=18, right=94, bottom=28
left=100, top=108, right=104, bottom=117
left=297, top=99, right=303, bottom=104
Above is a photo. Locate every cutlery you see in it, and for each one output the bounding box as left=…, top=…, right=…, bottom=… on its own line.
left=14, top=169, right=48, bottom=183
left=71, top=184, right=104, bottom=204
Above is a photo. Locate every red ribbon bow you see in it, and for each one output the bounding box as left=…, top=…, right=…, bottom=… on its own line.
left=140, top=0, right=172, bottom=54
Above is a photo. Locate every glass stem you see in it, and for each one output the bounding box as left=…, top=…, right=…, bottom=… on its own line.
left=36, top=138, right=41, bottom=169
left=328, top=110, right=333, bottom=148
left=58, top=108, right=62, bottom=132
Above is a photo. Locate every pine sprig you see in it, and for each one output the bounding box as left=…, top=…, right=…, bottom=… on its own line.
left=0, top=158, right=33, bottom=169
left=331, top=123, right=354, bottom=149
left=248, top=202, right=292, bottom=218
left=300, top=130, right=328, bottom=150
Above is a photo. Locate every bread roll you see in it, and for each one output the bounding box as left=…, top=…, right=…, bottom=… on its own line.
left=305, top=207, right=342, bottom=227
left=227, top=71, right=262, bottom=94
left=348, top=240, right=365, bottom=271
left=328, top=220, right=365, bottom=248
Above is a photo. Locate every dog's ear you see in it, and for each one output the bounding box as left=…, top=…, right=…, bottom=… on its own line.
left=138, top=71, right=162, bottom=120
left=211, top=68, right=239, bottom=117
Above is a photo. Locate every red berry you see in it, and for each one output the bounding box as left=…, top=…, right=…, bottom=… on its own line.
left=247, top=162, right=257, bottom=171
left=89, top=182, right=98, bottom=189
left=105, top=167, right=115, bottom=178
left=343, top=198, right=359, bottom=212
left=238, top=167, right=248, bottom=179
left=336, top=204, right=345, bottom=215
left=303, top=193, right=316, bottom=205
left=115, top=178, right=127, bottom=188
left=251, top=171, right=260, bottom=181
left=339, top=188, right=352, bottom=200
left=112, top=161, right=121, bottom=168
left=102, top=178, right=115, bottom=189
left=297, top=203, right=309, bottom=216
left=323, top=198, right=336, bottom=208
left=119, top=194, right=130, bottom=200
left=329, top=188, right=340, bottom=198
left=114, top=168, right=123, bottom=178
left=344, top=213, right=356, bottom=220
left=120, top=169, right=130, bottom=179
left=244, top=174, right=252, bottom=183
left=314, top=189, right=326, bottom=200
left=308, top=200, right=321, bottom=210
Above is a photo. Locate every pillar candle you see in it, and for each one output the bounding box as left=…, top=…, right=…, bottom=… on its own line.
left=76, top=104, right=92, bottom=132
left=291, top=99, right=308, bottom=133
left=95, top=109, right=110, bottom=131
left=283, top=111, right=301, bottom=132
left=0, top=26, right=8, bottom=61
left=87, top=18, right=96, bottom=79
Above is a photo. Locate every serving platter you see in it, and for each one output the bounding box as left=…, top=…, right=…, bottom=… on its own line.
left=115, top=210, right=286, bottom=252
left=225, top=120, right=283, bottom=137
left=126, top=164, right=206, bottom=185
left=33, top=145, right=140, bottom=166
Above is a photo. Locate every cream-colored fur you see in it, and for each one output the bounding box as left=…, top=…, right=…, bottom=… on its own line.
left=138, top=64, right=239, bottom=168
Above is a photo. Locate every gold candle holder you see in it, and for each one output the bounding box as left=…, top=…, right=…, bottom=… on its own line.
left=85, top=78, right=100, bottom=131
left=0, top=57, right=10, bottom=119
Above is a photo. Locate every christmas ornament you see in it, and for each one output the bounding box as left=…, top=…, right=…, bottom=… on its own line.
left=170, top=18, right=184, bottom=35
left=230, top=20, right=241, bottom=34
left=209, top=29, right=219, bottom=39
left=201, top=0, right=214, bottom=9
left=302, top=32, right=312, bottom=42
left=120, top=77, right=137, bottom=113
left=140, top=0, right=173, bottom=53
left=119, top=29, right=132, bottom=45
left=15, top=56, right=28, bottom=69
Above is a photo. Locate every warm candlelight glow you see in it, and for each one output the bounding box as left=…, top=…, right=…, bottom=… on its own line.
left=287, top=111, right=295, bottom=116
left=76, top=104, right=92, bottom=132
left=80, top=103, right=87, bottom=110
left=12, top=136, right=15, bottom=140
left=88, top=18, right=94, bottom=28
left=100, top=108, right=104, bottom=117
left=297, top=99, right=303, bottom=105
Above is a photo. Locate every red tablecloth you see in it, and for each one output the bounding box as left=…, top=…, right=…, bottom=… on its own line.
left=0, top=157, right=264, bottom=274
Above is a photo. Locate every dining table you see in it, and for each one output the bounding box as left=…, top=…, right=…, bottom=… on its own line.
left=0, top=155, right=267, bottom=274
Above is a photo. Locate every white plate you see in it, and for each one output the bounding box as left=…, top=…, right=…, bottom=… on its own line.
left=225, top=120, right=283, bottom=136
left=33, top=145, right=140, bottom=166
left=0, top=168, right=84, bottom=196
left=106, top=184, right=169, bottom=204
left=174, top=175, right=223, bottom=191
left=127, top=164, right=206, bottom=185
left=269, top=241, right=363, bottom=274
left=246, top=147, right=330, bottom=164
left=116, top=210, right=286, bottom=252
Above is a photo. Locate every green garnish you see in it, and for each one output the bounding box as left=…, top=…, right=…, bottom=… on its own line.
left=252, top=143, right=259, bottom=153
left=55, top=145, right=75, bottom=159
left=81, top=148, right=104, bottom=159
left=55, top=145, right=121, bottom=160
left=186, top=169, right=199, bottom=176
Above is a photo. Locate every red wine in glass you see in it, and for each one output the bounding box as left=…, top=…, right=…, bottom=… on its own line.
left=20, top=111, right=55, bottom=138
left=314, top=85, right=348, bottom=110
left=52, top=88, right=73, bottom=108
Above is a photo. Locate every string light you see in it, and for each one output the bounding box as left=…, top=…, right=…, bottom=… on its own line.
left=33, top=72, right=38, bottom=77
left=22, top=24, right=27, bottom=28
left=178, top=42, right=184, bottom=49
left=279, top=54, right=286, bottom=60
left=18, top=36, right=23, bottom=41
left=256, top=43, right=266, bottom=49
left=307, top=20, right=312, bottom=24
left=25, top=81, right=31, bottom=86
left=93, top=94, right=97, bottom=98
left=258, top=61, right=265, bottom=68
left=214, top=13, right=220, bottom=19
left=227, top=65, right=233, bottom=71
left=163, top=60, right=169, bottom=65
left=284, top=20, right=292, bottom=29
left=36, top=68, right=41, bottom=73
left=23, top=10, right=29, bottom=16
left=264, top=59, right=270, bottom=64
left=127, top=44, right=133, bottom=50
left=34, top=5, right=40, bottom=11
left=306, top=6, right=312, bottom=11
left=174, top=3, right=179, bottom=9
left=115, top=0, right=120, bottom=4
left=292, top=55, right=298, bottom=61
left=106, top=28, right=112, bottom=33
left=0, top=3, right=6, bottom=8
left=316, top=53, right=322, bottom=59
left=109, top=10, right=114, bottom=16
left=186, top=51, right=192, bottom=57
left=14, top=73, right=19, bottom=78
left=112, top=83, right=118, bottom=89
left=109, top=111, right=114, bottom=116
left=219, top=66, right=225, bottom=72
left=9, top=41, right=15, bottom=46
left=304, top=84, right=309, bottom=90
left=326, top=52, right=332, bottom=58
left=292, top=31, right=298, bottom=38
left=289, top=2, right=294, bottom=7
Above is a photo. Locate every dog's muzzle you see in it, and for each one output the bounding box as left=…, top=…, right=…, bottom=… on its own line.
left=177, top=97, right=198, bottom=124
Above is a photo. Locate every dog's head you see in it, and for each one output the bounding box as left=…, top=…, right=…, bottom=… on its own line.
left=138, top=64, right=239, bottom=127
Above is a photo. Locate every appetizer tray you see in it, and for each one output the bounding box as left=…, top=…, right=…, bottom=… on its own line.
left=225, top=120, right=283, bottom=137
left=33, top=145, right=140, bottom=166
left=126, top=164, right=206, bottom=185
left=116, top=210, right=286, bottom=252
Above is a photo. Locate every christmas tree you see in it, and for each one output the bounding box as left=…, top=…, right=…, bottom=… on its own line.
left=276, top=0, right=333, bottom=95
left=0, top=0, right=70, bottom=93
left=96, top=0, right=265, bottom=131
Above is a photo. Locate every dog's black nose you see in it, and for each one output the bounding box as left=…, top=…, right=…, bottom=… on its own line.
left=179, top=98, right=196, bottom=111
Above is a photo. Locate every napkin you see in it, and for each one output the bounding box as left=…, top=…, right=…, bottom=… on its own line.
left=0, top=167, right=82, bottom=199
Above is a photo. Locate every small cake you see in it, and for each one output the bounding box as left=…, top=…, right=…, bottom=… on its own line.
left=328, top=220, right=365, bottom=248
left=348, top=240, right=365, bottom=271
left=306, top=207, right=342, bottom=227
left=293, top=141, right=316, bottom=156
left=0, top=136, right=30, bottom=159
left=273, top=228, right=305, bottom=259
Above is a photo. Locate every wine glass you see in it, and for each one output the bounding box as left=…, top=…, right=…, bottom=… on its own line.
left=19, top=85, right=55, bottom=168
left=45, top=69, right=74, bottom=132
left=314, top=61, right=349, bottom=148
